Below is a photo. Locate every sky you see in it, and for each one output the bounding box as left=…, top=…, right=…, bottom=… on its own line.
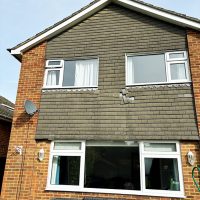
left=0, top=0, right=200, bottom=103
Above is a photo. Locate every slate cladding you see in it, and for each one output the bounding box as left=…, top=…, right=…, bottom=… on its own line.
left=36, top=4, right=199, bottom=140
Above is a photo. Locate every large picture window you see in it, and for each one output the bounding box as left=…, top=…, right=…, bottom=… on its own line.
left=47, top=141, right=184, bottom=198
left=126, top=51, right=190, bottom=85
left=44, top=58, right=99, bottom=88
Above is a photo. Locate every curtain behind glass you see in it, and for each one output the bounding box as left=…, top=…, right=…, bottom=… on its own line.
left=170, top=63, right=186, bottom=80
left=51, top=156, right=60, bottom=185
left=46, top=70, right=59, bottom=86
left=74, top=59, right=98, bottom=87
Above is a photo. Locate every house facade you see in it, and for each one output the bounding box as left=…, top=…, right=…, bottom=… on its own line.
left=0, top=96, right=14, bottom=193
left=1, top=0, right=200, bottom=199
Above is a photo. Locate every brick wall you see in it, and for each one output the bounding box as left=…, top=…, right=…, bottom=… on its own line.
left=2, top=139, right=200, bottom=200
left=0, top=42, right=46, bottom=200
left=187, top=29, right=200, bottom=136
left=0, top=120, right=11, bottom=157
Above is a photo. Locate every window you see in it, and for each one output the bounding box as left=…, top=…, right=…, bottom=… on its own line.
left=85, top=141, right=140, bottom=190
left=47, top=142, right=85, bottom=189
left=47, top=141, right=184, bottom=198
left=45, top=60, right=63, bottom=87
left=142, top=142, right=183, bottom=196
left=44, top=59, right=99, bottom=88
left=126, top=51, right=190, bottom=85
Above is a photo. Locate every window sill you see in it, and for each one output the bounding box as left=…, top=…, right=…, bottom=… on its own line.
left=45, top=186, right=185, bottom=199
left=42, top=86, right=98, bottom=92
left=126, top=81, right=191, bottom=87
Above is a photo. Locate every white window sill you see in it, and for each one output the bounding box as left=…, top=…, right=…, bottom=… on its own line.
left=45, top=186, right=185, bottom=199
left=126, top=81, right=191, bottom=87
left=43, top=86, right=98, bottom=89
left=42, top=86, right=98, bottom=92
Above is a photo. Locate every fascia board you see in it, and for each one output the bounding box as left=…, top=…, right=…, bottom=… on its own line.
left=116, top=0, right=200, bottom=30
left=11, top=0, right=110, bottom=56
left=11, top=0, right=200, bottom=56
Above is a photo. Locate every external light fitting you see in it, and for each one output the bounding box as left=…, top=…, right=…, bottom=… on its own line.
left=187, top=151, right=195, bottom=166
left=38, top=148, right=45, bottom=162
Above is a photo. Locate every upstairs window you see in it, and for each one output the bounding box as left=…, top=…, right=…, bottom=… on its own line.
left=45, top=60, right=63, bottom=87
left=44, top=59, right=99, bottom=88
left=126, top=51, right=190, bottom=85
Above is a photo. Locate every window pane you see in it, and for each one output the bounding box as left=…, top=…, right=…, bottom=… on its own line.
left=87, top=141, right=137, bottom=147
left=50, top=156, right=80, bottom=185
left=169, top=52, right=184, bottom=59
left=170, top=63, right=187, bottom=80
left=46, top=70, right=60, bottom=86
left=63, top=61, right=76, bottom=86
left=127, top=54, right=166, bottom=84
left=144, top=143, right=176, bottom=152
left=85, top=146, right=140, bottom=190
left=48, top=60, right=62, bottom=66
left=63, top=59, right=98, bottom=87
left=54, top=142, right=81, bottom=150
left=145, top=158, right=180, bottom=191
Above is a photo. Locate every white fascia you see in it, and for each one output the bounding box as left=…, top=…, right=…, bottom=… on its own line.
left=11, top=0, right=200, bottom=56
left=10, top=0, right=110, bottom=56
left=116, top=0, right=200, bottom=30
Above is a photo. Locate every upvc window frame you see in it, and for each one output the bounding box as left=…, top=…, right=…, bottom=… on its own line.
left=140, top=141, right=184, bottom=197
left=126, top=51, right=190, bottom=86
left=165, top=51, right=190, bottom=83
left=43, top=60, right=64, bottom=88
left=46, top=140, right=185, bottom=198
left=43, top=58, right=99, bottom=89
left=46, top=140, right=85, bottom=191
left=166, top=51, right=187, bottom=61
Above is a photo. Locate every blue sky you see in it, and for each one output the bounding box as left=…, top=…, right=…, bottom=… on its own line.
left=0, top=0, right=200, bottom=103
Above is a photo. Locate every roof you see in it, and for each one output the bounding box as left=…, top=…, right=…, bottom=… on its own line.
left=9, top=0, right=200, bottom=61
left=0, top=96, right=14, bottom=122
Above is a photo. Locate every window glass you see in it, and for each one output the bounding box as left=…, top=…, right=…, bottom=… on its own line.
left=48, top=60, right=62, bottom=66
left=127, top=54, right=166, bottom=84
left=48, top=141, right=183, bottom=196
left=169, top=52, right=185, bottom=59
left=85, top=146, right=140, bottom=190
left=144, top=143, right=176, bottom=152
left=54, top=142, right=82, bottom=150
left=63, top=59, right=98, bottom=87
left=50, top=156, right=80, bottom=185
left=46, top=70, right=60, bottom=86
left=145, top=158, right=180, bottom=191
left=170, top=63, right=187, bottom=80
left=62, top=61, right=76, bottom=86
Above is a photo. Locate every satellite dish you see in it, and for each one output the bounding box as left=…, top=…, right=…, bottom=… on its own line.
left=24, top=100, right=38, bottom=116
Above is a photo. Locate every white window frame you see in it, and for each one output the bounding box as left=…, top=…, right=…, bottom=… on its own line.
left=140, top=141, right=184, bottom=197
left=126, top=51, right=190, bottom=86
left=165, top=51, right=190, bottom=83
left=166, top=51, right=187, bottom=61
left=43, top=58, right=99, bottom=89
left=46, top=140, right=185, bottom=198
left=43, top=60, right=64, bottom=88
left=46, top=140, right=85, bottom=191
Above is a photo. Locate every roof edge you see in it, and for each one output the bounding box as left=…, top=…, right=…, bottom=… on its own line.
left=117, top=0, right=200, bottom=29
left=10, top=0, right=200, bottom=59
left=10, top=0, right=110, bottom=56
